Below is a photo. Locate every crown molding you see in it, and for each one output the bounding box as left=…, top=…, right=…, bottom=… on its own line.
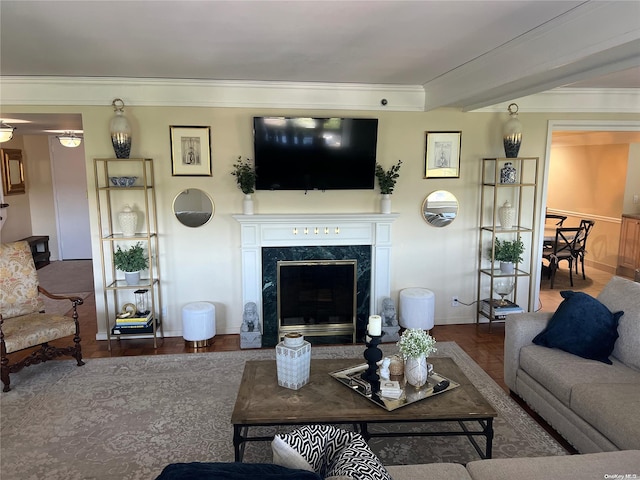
left=1, top=76, right=638, bottom=114
left=0, top=76, right=425, bottom=112
left=474, top=88, right=640, bottom=113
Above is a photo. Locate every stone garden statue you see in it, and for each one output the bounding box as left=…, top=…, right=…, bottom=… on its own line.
left=241, top=302, right=260, bottom=332
left=240, top=301, right=262, bottom=349
left=380, top=296, right=400, bottom=342
left=381, top=297, right=398, bottom=327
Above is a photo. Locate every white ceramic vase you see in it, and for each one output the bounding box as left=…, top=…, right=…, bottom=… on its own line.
left=381, top=194, right=391, bottom=214
left=124, top=271, right=140, bottom=286
left=498, top=201, right=515, bottom=229
left=118, top=204, right=138, bottom=237
left=404, top=355, right=429, bottom=388
left=243, top=193, right=254, bottom=215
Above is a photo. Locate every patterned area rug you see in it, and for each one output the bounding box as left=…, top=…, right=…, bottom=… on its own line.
left=0, top=342, right=567, bottom=480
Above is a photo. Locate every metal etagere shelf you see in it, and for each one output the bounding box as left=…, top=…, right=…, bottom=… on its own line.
left=477, top=157, right=538, bottom=331
left=94, top=158, right=164, bottom=349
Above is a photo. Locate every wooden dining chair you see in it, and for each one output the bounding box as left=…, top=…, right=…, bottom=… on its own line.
left=543, top=214, right=568, bottom=252
left=574, top=219, right=595, bottom=279
left=545, top=214, right=567, bottom=227
left=542, top=226, right=583, bottom=289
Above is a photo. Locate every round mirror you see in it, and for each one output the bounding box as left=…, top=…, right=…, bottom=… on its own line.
left=422, top=190, right=458, bottom=227
left=173, top=189, right=214, bottom=227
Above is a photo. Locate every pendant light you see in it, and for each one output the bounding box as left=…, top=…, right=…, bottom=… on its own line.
left=57, top=132, right=82, bottom=148
left=0, top=122, right=15, bottom=143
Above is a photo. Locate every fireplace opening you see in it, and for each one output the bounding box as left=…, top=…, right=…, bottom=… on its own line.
left=277, top=260, right=356, bottom=343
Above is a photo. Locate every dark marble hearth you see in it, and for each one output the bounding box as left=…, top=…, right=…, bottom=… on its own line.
left=262, top=245, right=371, bottom=347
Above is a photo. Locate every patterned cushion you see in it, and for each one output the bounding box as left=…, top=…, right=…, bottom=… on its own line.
left=0, top=241, right=44, bottom=319
left=1, top=312, right=77, bottom=353
left=272, top=425, right=390, bottom=480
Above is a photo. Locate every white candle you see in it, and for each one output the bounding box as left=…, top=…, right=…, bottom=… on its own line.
left=368, top=315, right=382, bottom=336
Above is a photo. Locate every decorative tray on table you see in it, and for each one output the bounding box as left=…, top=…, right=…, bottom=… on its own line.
left=329, top=363, right=460, bottom=412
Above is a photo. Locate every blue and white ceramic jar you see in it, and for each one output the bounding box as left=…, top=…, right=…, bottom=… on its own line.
left=500, top=162, right=516, bottom=184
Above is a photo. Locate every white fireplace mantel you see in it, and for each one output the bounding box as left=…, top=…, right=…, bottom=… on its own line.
left=233, top=213, right=399, bottom=317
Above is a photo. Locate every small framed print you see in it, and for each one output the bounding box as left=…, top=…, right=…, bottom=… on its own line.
left=424, top=131, right=461, bottom=179
left=170, top=126, right=212, bottom=176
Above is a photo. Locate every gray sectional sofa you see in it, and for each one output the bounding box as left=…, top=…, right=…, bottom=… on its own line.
left=386, top=450, right=640, bottom=480
left=505, top=275, right=640, bottom=453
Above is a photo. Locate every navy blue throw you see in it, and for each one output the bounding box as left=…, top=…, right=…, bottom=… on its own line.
left=155, top=462, right=322, bottom=480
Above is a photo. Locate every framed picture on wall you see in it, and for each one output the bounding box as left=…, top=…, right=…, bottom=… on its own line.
left=424, top=131, right=461, bottom=179
left=170, top=126, right=212, bottom=176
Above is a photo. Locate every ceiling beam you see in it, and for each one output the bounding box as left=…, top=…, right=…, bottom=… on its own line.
left=423, top=1, right=640, bottom=111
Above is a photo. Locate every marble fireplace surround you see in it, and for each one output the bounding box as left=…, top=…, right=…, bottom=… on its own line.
left=233, top=213, right=398, bottom=346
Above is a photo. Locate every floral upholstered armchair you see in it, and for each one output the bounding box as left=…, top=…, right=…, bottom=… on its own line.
left=0, top=241, right=84, bottom=392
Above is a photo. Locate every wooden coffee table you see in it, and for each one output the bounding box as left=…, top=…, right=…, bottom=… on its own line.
left=231, top=357, right=496, bottom=462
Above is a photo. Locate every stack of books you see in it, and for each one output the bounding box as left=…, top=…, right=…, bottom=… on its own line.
left=481, top=298, right=523, bottom=319
left=112, top=311, right=153, bottom=334
left=380, top=380, right=402, bottom=399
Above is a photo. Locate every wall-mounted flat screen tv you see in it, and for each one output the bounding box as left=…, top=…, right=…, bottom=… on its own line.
left=253, top=117, right=378, bottom=191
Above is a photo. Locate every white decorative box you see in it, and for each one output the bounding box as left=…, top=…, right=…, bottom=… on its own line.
left=276, top=334, right=311, bottom=390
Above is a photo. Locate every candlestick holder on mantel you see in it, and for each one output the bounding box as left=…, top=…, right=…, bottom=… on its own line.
left=361, top=334, right=383, bottom=394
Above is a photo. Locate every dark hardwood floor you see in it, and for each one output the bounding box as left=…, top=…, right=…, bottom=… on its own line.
left=74, top=293, right=507, bottom=387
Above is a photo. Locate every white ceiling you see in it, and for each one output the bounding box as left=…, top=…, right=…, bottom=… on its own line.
left=1, top=1, right=639, bottom=104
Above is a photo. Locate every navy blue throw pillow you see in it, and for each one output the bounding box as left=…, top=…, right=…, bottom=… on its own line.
left=155, top=462, right=322, bottom=480
left=533, top=290, right=623, bottom=364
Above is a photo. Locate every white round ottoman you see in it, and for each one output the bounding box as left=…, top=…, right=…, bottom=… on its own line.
left=399, top=288, right=435, bottom=331
left=182, top=302, right=216, bottom=348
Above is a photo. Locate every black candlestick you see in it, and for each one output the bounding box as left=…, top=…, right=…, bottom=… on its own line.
left=361, top=334, right=383, bottom=394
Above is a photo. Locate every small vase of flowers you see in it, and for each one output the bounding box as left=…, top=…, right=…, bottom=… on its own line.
left=397, top=328, right=437, bottom=388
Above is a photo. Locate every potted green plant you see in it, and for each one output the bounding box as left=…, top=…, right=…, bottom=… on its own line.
left=494, top=236, right=525, bottom=274
left=114, top=242, right=149, bottom=285
left=231, top=156, right=256, bottom=195
left=231, top=156, right=257, bottom=214
left=375, top=160, right=402, bottom=214
left=375, top=160, right=402, bottom=195
left=397, top=328, right=437, bottom=388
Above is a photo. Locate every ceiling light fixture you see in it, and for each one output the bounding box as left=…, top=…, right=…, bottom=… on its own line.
left=57, top=132, right=82, bottom=148
left=0, top=122, right=15, bottom=143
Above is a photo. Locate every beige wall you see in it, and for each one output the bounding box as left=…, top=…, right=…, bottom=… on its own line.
left=3, top=104, right=638, bottom=338
left=548, top=143, right=629, bottom=270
